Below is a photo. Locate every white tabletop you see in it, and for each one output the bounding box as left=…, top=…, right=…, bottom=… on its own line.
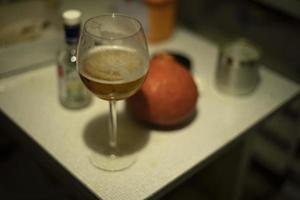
left=0, top=29, right=299, bottom=200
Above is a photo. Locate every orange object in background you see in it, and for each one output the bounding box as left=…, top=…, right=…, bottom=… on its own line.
left=145, top=0, right=176, bottom=43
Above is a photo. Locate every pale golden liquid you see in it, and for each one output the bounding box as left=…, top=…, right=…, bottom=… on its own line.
left=79, top=46, right=147, bottom=101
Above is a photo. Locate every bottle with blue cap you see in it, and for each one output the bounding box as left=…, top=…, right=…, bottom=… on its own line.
left=57, top=9, right=91, bottom=109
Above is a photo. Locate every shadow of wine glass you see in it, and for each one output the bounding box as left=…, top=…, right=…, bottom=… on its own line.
left=83, top=111, right=150, bottom=156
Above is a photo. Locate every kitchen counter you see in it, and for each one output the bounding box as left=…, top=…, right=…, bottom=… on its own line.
left=0, top=28, right=299, bottom=200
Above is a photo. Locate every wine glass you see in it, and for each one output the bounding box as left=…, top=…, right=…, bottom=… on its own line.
left=77, top=14, right=149, bottom=171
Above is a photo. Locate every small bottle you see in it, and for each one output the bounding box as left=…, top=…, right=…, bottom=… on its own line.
left=57, top=10, right=91, bottom=109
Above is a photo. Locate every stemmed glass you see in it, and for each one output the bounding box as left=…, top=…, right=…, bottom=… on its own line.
left=77, top=14, right=149, bottom=171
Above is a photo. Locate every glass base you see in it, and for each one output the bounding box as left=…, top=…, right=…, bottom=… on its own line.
left=89, top=150, right=136, bottom=171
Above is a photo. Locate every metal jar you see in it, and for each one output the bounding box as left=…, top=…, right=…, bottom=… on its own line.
left=216, top=39, right=261, bottom=95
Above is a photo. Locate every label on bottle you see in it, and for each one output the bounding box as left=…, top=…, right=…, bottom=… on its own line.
left=64, top=24, right=80, bottom=45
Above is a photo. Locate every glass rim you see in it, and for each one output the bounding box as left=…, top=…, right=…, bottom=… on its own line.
left=83, top=13, right=143, bottom=40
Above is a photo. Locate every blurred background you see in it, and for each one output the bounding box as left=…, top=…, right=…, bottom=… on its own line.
left=172, top=1, right=300, bottom=199
left=0, top=0, right=299, bottom=199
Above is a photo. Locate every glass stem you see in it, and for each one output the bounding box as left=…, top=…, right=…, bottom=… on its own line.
left=109, top=100, right=117, bottom=149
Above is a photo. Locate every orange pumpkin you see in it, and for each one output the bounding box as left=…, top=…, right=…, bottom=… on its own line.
left=126, top=53, right=199, bottom=127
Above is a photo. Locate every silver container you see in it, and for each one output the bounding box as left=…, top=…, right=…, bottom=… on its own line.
left=216, top=39, right=261, bottom=95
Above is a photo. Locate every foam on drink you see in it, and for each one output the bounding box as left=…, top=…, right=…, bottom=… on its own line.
left=80, top=46, right=147, bottom=83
